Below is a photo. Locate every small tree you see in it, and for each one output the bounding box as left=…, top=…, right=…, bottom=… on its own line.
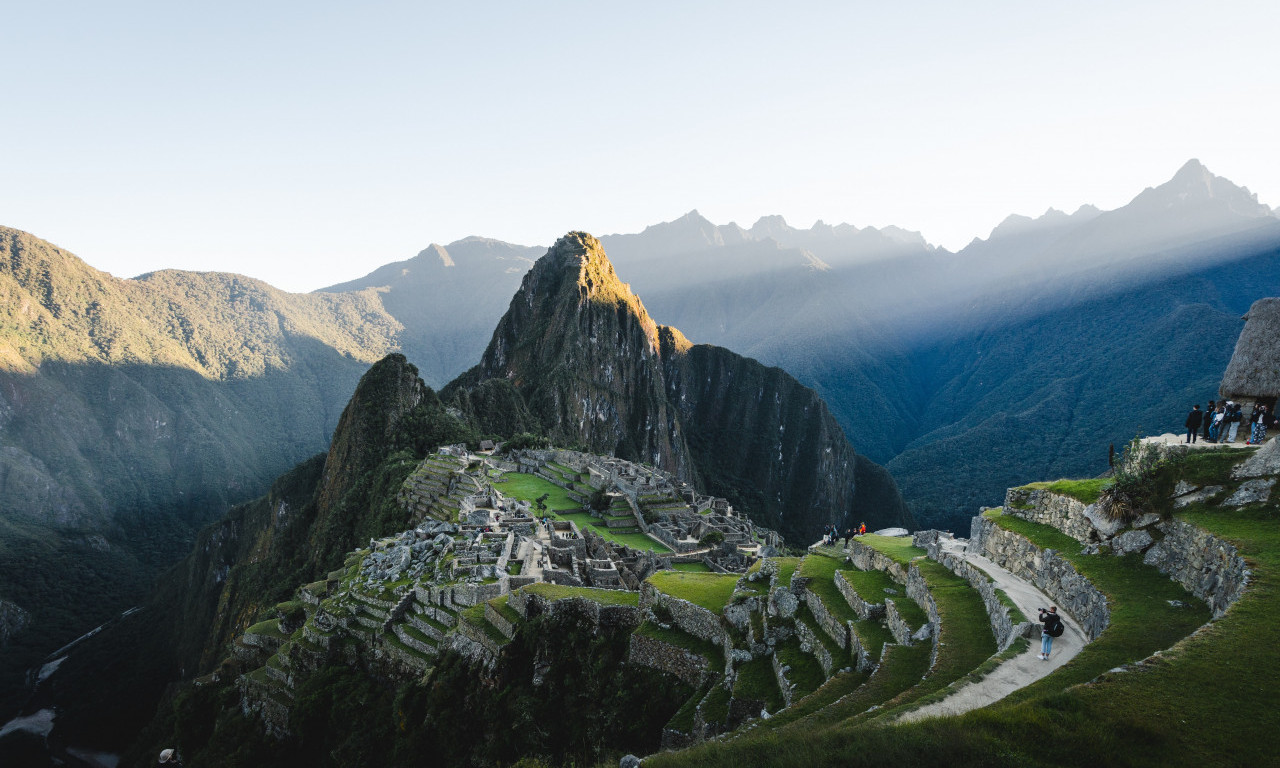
left=699, top=530, right=726, bottom=548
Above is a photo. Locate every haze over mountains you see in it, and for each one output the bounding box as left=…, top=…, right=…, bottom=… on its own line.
left=2, top=159, right=1279, bottom=730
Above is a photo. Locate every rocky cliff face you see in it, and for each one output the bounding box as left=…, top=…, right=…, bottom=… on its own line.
left=453, top=232, right=911, bottom=541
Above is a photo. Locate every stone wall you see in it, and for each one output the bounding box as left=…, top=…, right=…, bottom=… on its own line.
left=794, top=616, right=835, bottom=675
left=833, top=570, right=886, bottom=620
left=802, top=589, right=849, bottom=650
left=628, top=633, right=713, bottom=687
left=640, top=582, right=726, bottom=645
left=884, top=599, right=913, bottom=646
left=1143, top=520, right=1249, bottom=618
left=846, top=540, right=908, bottom=583
left=970, top=516, right=1111, bottom=640
left=1002, top=489, right=1118, bottom=543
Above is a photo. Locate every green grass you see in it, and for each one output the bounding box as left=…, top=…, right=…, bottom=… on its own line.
left=648, top=571, right=741, bottom=612
left=491, top=472, right=581, bottom=511
left=701, top=682, right=732, bottom=726
left=635, top=621, right=725, bottom=670
left=857, top=534, right=926, bottom=564
left=1020, top=478, right=1113, bottom=505
left=732, top=656, right=784, bottom=713
left=836, top=567, right=900, bottom=601
left=521, top=582, right=640, bottom=607
left=667, top=681, right=710, bottom=732
left=487, top=594, right=521, bottom=625
left=460, top=604, right=510, bottom=646
left=736, top=668, right=869, bottom=735
left=799, top=555, right=859, bottom=626
left=672, top=561, right=712, bottom=573
left=888, top=594, right=928, bottom=630
left=994, top=587, right=1027, bottom=623
left=244, top=618, right=287, bottom=639
left=774, top=557, right=801, bottom=587
left=852, top=616, right=894, bottom=661
left=775, top=639, right=827, bottom=700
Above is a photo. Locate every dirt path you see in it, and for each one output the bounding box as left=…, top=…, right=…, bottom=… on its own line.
left=897, top=536, right=1089, bottom=722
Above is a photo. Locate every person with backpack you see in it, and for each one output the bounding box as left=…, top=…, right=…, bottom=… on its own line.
left=1038, top=606, right=1064, bottom=660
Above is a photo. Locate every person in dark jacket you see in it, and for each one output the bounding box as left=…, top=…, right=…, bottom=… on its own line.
left=1184, top=405, right=1203, bottom=444
left=1038, top=607, right=1063, bottom=660
left=1203, top=400, right=1216, bottom=441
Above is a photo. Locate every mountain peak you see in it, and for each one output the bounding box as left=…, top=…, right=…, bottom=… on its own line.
left=1132, top=159, right=1273, bottom=218
left=418, top=243, right=454, bottom=267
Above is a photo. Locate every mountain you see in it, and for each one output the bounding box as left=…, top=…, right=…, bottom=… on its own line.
left=448, top=232, right=912, bottom=540
left=0, top=226, right=405, bottom=716
left=320, top=237, right=542, bottom=386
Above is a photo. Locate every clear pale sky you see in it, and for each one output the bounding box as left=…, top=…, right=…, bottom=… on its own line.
left=3, top=2, right=1277, bottom=292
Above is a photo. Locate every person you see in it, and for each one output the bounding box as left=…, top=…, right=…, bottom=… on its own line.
left=842, top=528, right=853, bottom=548
left=1184, top=404, right=1202, bottom=444
left=1038, top=607, right=1063, bottom=660
left=858, top=522, right=867, bottom=536
left=1249, top=404, right=1271, bottom=445
left=1227, top=402, right=1243, bottom=444
left=1210, top=405, right=1226, bottom=443
left=1203, top=400, right=1216, bottom=441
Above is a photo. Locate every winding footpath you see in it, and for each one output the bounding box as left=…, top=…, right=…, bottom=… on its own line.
left=897, top=535, right=1089, bottom=722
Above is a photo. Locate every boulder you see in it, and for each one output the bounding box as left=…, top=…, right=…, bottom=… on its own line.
left=1173, top=486, right=1224, bottom=508
left=1110, top=529, right=1154, bottom=557
left=1132, top=513, right=1162, bottom=529
left=620, top=756, right=641, bottom=768
left=1083, top=504, right=1126, bottom=538
left=1224, top=479, right=1275, bottom=507
left=770, top=588, right=799, bottom=619
left=1172, top=480, right=1199, bottom=497
left=1232, top=439, right=1280, bottom=478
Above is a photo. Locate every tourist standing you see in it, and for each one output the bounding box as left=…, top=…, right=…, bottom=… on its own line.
left=1184, top=405, right=1203, bottom=444
left=1203, top=400, right=1216, bottom=441
left=1038, top=607, right=1063, bottom=660
left=1250, top=404, right=1271, bottom=445
left=1227, top=403, right=1243, bottom=443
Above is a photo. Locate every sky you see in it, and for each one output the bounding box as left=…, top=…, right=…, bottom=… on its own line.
left=2, top=1, right=1277, bottom=292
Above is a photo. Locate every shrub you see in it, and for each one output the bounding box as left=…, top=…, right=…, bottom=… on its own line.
left=1095, top=437, right=1178, bottom=523
left=699, top=531, right=726, bottom=548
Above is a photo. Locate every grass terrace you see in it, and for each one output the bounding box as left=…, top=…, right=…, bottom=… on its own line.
left=775, top=638, right=826, bottom=700
left=798, top=555, right=859, bottom=626
left=732, top=656, right=784, bottom=713
left=672, top=561, right=712, bottom=573
left=648, top=571, right=742, bottom=612
left=857, top=534, right=926, bottom=564
left=491, top=472, right=581, bottom=510
left=635, top=621, right=725, bottom=670
left=837, top=567, right=900, bottom=601
left=550, top=509, right=673, bottom=553
left=1019, top=477, right=1113, bottom=505
left=244, top=618, right=287, bottom=639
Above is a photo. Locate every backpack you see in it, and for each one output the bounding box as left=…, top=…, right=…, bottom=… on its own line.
left=1045, top=614, right=1064, bottom=637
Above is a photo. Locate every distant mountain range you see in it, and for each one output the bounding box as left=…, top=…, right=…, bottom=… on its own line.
left=2, top=159, right=1279, bottom=721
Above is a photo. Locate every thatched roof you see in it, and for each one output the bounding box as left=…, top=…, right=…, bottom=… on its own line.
left=1220, top=297, right=1280, bottom=397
